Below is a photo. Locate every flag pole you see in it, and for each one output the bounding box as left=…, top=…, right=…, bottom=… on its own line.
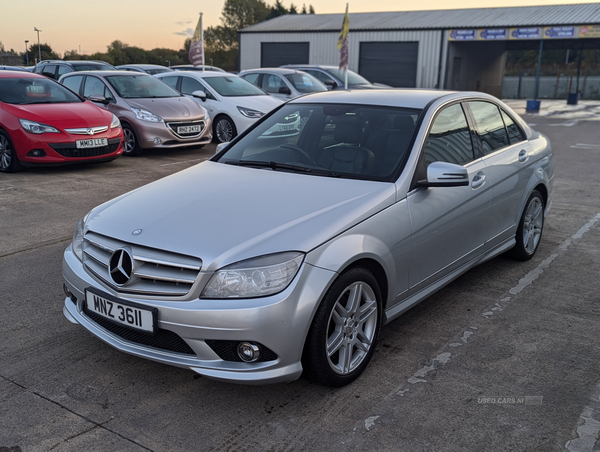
left=200, top=13, right=205, bottom=72
left=345, top=3, right=348, bottom=90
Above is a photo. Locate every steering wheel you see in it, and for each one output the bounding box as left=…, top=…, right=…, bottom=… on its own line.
left=278, top=144, right=317, bottom=166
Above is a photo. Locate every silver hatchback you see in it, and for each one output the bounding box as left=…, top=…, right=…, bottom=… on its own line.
left=62, top=89, right=553, bottom=386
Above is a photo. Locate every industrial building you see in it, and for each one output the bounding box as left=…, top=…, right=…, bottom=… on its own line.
left=239, top=3, right=600, bottom=99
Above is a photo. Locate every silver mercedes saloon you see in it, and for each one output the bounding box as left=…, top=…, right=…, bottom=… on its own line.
left=62, top=89, right=553, bottom=387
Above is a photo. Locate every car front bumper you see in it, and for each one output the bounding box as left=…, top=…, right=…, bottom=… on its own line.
left=132, top=117, right=212, bottom=150
left=62, top=245, right=335, bottom=384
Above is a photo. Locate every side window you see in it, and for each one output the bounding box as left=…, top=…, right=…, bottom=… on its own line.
left=242, top=73, right=260, bottom=86
left=83, top=76, right=111, bottom=100
left=423, top=103, right=474, bottom=166
left=57, top=65, right=71, bottom=78
left=468, top=101, right=510, bottom=155
left=62, top=75, right=84, bottom=94
left=42, top=65, right=57, bottom=79
left=160, top=76, right=179, bottom=90
left=501, top=110, right=525, bottom=144
left=261, top=74, right=286, bottom=94
left=180, top=76, right=203, bottom=95
left=34, top=64, right=45, bottom=74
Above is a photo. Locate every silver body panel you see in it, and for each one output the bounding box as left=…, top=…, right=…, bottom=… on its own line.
left=62, top=89, right=553, bottom=384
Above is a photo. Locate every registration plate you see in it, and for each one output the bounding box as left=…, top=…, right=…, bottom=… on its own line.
left=177, top=125, right=202, bottom=134
left=278, top=124, right=296, bottom=131
left=76, top=138, right=108, bottom=149
left=85, top=290, right=156, bottom=334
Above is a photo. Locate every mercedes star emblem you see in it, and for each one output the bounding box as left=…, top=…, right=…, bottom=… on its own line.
left=109, top=248, right=134, bottom=285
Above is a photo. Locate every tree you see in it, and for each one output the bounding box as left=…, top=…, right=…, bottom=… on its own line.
left=268, top=0, right=288, bottom=19
left=289, top=3, right=298, bottom=14
left=309, top=4, right=315, bottom=14
left=301, top=4, right=307, bottom=14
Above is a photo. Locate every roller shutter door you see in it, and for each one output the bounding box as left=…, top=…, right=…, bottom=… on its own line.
left=359, top=42, right=418, bottom=87
left=261, top=42, right=309, bottom=67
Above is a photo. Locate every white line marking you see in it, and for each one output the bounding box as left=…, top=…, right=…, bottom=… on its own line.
left=546, top=121, right=579, bottom=127
left=364, top=416, right=380, bottom=431
left=0, top=186, right=15, bottom=191
left=160, top=158, right=205, bottom=167
left=576, top=143, right=600, bottom=147
left=407, top=352, right=451, bottom=384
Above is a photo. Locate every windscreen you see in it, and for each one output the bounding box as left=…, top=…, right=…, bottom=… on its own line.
left=216, top=103, right=421, bottom=181
left=106, top=75, right=181, bottom=98
left=203, top=76, right=266, bottom=97
left=324, top=68, right=370, bottom=85
left=0, top=77, right=83, bottom=104
left=284, top=73, right=328, bottom=93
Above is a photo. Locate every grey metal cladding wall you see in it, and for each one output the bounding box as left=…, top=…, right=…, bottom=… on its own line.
left=240, top=30, right=442, bottom=89
left=260, top=42, right=310, bottom=67
left=359, top=42, right=419, bottom=87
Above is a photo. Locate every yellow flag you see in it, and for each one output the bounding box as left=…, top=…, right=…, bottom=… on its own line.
left=337, top=4, right=349, bottom=51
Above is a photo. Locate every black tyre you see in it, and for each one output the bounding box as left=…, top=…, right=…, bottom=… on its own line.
left=0, top=130, right=24, bottom=173
left=213, top=115, right=237, bottom=143
left=122, top=124, right=142, bottom=156
left=509, top=190, right=545, bottom=261
left=303, top=267, right=383, bottom=387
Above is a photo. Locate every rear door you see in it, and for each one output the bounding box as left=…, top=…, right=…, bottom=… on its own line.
left=406, top=102, right=491, bottom=289
left=466, top=101, right=533, bottom=245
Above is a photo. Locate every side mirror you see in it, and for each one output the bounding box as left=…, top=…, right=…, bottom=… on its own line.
left=278, top=86, right=292, bottom=95
left=418, top=161, right=469, bottom=188
left=216, top=141, right=230, bottom=154
left=88, top=95, right=110, bottom=105
left=324, top=80, right=336, bottom=89
left=191, top=90, right=207, bottom=100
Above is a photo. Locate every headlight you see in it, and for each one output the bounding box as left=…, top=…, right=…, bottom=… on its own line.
left=19, top=118, right=59, bottom=134
left=72, top=214, right=89, bottom=261
left=201, top=252, right=304, bottom=298
left=237, top=106, right=264, bottom=119
left=110, top=114, right=121, bottom=129
left=130, top=107, right=163, bottom=123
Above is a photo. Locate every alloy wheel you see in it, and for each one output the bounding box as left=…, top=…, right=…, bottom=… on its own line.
left=326, top=281, right=378, bottom=375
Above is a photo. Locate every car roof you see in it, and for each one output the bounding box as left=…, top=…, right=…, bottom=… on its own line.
left=288, top=88, right=459, bottom=109
left=158, top=70, right=237, bottom=79
left=240, top=68, right=307, bottom=76
left=0, top=66, right=30, bottom=72
left=0, top=70, right=43, bottom=79
left=282, top=64, right=337, bottom=70
left=117, top=64, right=169, bottom=69
left=61, top=70, right=152, bottom=77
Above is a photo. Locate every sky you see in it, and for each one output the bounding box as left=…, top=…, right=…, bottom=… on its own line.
left=2, top=0, right=598, bottom=58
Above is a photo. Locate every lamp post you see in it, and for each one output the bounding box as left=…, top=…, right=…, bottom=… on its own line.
left=25, top=40, right=29, bottom=66
left=34, top=27, right=42, bottom=63
left=165, top=59, right=170, bottom=67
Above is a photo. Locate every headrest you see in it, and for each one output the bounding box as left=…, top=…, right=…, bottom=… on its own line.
left=333, top=115, right=362, bottom=143
left=393, top=115, right=415, bottom=131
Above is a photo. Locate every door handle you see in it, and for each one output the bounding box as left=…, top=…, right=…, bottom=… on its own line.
left=471, top=171, right=486, bottom=189
left=518, top=149, right=529, bottom=163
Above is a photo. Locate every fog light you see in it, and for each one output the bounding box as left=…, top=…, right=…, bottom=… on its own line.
left=63, top=284, right=76, bottom=303
left=26, top=149, right=46, bottom=157
left=237, top=342, right=260, bottom=362
left=149, top=137, right=161, bottom=144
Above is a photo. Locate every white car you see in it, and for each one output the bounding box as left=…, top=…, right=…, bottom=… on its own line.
left=239, top=68, right=328, bottom=100
left=155, top=71, right=282, bottom=143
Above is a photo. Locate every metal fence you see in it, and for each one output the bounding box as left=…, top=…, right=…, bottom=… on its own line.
left=502, top=74, right=600, bottom=99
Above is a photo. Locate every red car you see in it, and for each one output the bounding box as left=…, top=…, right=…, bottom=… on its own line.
left=0, top=71, right=123, bottom=172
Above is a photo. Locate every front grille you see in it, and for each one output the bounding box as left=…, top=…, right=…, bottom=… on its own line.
left=49, top=138, right=121, bottom=158
left=83, top=231, right=202, bottom=297
left=83, top=308, right=196, bottom=356
left=166, top=120, right=206, bottom=139
left=205, top=340, right=278, bottom=362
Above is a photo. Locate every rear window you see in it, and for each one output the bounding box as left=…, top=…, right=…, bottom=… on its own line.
left=73, top=64, right=116, bottom=71
left=0, top=77, right=83, bottom=104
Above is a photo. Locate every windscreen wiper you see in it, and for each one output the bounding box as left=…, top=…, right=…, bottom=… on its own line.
left=224, top=160, right=342, bottom=177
